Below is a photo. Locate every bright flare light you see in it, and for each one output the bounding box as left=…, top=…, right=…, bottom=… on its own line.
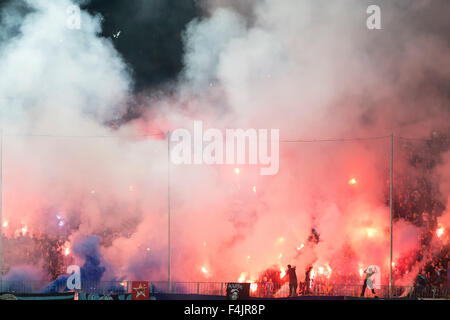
left=238, top=273, right=246, bottom=283
left=310, top=269, right=316, bottom=281
left=296, top=243, right=305, bottom=251
left=360, top=268, right=364, bottom=277
left=436, top=227, right=444, bottom=238
left=348, top=178, right=357, bottom=185
left=250, top=283, right=258, bottom=293
left=63, top=242, right=71, bottom=256
left=201, top=267, right=208, bottom=274
left=326, top=265, right=332, bottom=278
left=21, top=225, right=28, bottom=236
left=366, top=228, right=376, bottom=238
left=2, top=221, right=8, bottom=228
left=280, top=267, right=286, bottom=279
left=234, top=168, right=240, bottom=175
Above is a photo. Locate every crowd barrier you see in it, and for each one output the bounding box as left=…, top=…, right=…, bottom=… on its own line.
left=0, top=280, right=448, bottom=299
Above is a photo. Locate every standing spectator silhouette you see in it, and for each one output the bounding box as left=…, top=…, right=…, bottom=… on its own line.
left=304, top=265, right=313, bottom=295
left=360, top=267, right=377, bottom=297
left=286, top=265, right=298, bottom=297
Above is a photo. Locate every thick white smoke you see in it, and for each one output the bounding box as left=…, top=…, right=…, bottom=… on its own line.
left=0, top=0, right=448, bottom=287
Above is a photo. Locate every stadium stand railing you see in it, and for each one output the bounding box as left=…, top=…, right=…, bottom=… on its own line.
left=1, top=280, right=448, bottom=299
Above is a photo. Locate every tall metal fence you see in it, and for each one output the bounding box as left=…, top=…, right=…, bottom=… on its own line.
left=1, top=280, right=449, bottom=299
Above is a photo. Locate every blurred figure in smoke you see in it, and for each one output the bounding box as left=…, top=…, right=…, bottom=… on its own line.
left=268, top=278, right=274, bottom=297
left=286, top=265, right=297, bottom=297
left=260, top=276, right=269, bottom=298
left=304, top=265, right=313, bottom=295
left=414, top=269, right=428, bottom=298
left=308, top=228, right=320, bottom=244
left=360, top=267, right=377, bottom=298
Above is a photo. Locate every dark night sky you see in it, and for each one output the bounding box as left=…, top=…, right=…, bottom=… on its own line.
left=0, top=0, right=201, bottom=92
left=81, top=0, right=200, bottom=91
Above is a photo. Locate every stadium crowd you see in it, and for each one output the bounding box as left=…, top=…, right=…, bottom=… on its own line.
left=390, top=131, right=449, bottom=289
left=1, top=232, right=72, bottom=280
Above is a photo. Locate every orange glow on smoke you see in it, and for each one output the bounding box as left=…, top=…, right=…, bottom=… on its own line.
left=366, top=228, right=376, bottom=238
left=64, top=242, right=71, bottom=256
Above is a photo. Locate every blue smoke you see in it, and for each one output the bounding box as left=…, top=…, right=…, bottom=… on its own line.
left=3, top=236, right=126, bottom=294
left=1, top=265, right=44, bottom=293
left=41, top=235, right=108, bottom=293
left=73, top=235, right=106, bottom=283
left=40, top=275, right=69, bottom=294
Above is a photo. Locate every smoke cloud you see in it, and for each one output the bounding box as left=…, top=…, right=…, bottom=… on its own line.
left=0, top=0, right=448, bottom=289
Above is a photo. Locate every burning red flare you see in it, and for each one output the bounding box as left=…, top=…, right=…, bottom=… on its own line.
left=63, top=241, right=71, bottom=256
